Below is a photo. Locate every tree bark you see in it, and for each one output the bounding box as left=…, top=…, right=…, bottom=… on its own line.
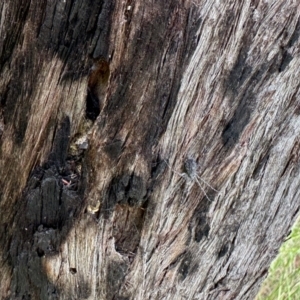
left=1, top=0, right=300, bottom=299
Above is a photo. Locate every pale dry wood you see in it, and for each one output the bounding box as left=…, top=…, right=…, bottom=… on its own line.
left=0, top=0, right=300, bottom=299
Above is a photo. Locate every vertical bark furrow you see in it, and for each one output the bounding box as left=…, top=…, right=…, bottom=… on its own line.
left=1, top=1, right=300, bottom=299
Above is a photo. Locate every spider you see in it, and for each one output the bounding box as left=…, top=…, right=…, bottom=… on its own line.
left=167, top=158, right=219, bottom=202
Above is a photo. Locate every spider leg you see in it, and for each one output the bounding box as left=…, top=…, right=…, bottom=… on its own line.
left=196, top=175, right=219, bottom=192
left=194, top=177, right=213, bottom=202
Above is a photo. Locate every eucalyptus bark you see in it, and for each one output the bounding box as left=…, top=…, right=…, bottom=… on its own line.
left=1, top=0, right=300, bottom=299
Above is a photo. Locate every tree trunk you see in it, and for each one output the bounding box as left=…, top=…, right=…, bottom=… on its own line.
left=1, top=0, right=300, bottom=299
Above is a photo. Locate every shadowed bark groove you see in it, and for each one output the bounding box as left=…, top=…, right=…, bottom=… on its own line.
left=0, top=0, right=300, bottom=299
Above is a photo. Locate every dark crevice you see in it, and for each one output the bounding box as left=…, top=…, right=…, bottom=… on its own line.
left=278, top=50, right=293, bottom=73
left=222, top=89, right=255, bottom=149
left=150, top=155, right=167, bottom=180
left=86, top=57, right=110, bottom=121
left=36, top=248, right=45, bottom=257
left=252, top=153, right=269, bottom=180
left=86, top=89, right=101, bottom=121
left=218, top=244, right=229, bottom=258
left=178, top=251, right=192, bottom=281
left=287, top=17, right=300, bottom=48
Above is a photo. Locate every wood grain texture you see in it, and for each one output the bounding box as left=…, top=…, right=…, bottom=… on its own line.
left=0, top=0, right=300, bottom=299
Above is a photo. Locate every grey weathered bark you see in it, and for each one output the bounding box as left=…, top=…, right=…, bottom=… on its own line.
left=1, top=0, right=300, bottom=299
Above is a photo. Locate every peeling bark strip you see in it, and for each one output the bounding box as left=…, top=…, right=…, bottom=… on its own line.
left=1, top=0, right=300, bottom=299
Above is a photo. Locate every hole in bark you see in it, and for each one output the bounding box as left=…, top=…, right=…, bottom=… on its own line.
left=86, top=91, right=100, bottom=121
left=70, top=267, right=77, bottom=274
left=36, top=248, right=45, bottom=257
left=218, top=244, right=229, bottom=258
left=86, top=57, right=110, bottom=121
